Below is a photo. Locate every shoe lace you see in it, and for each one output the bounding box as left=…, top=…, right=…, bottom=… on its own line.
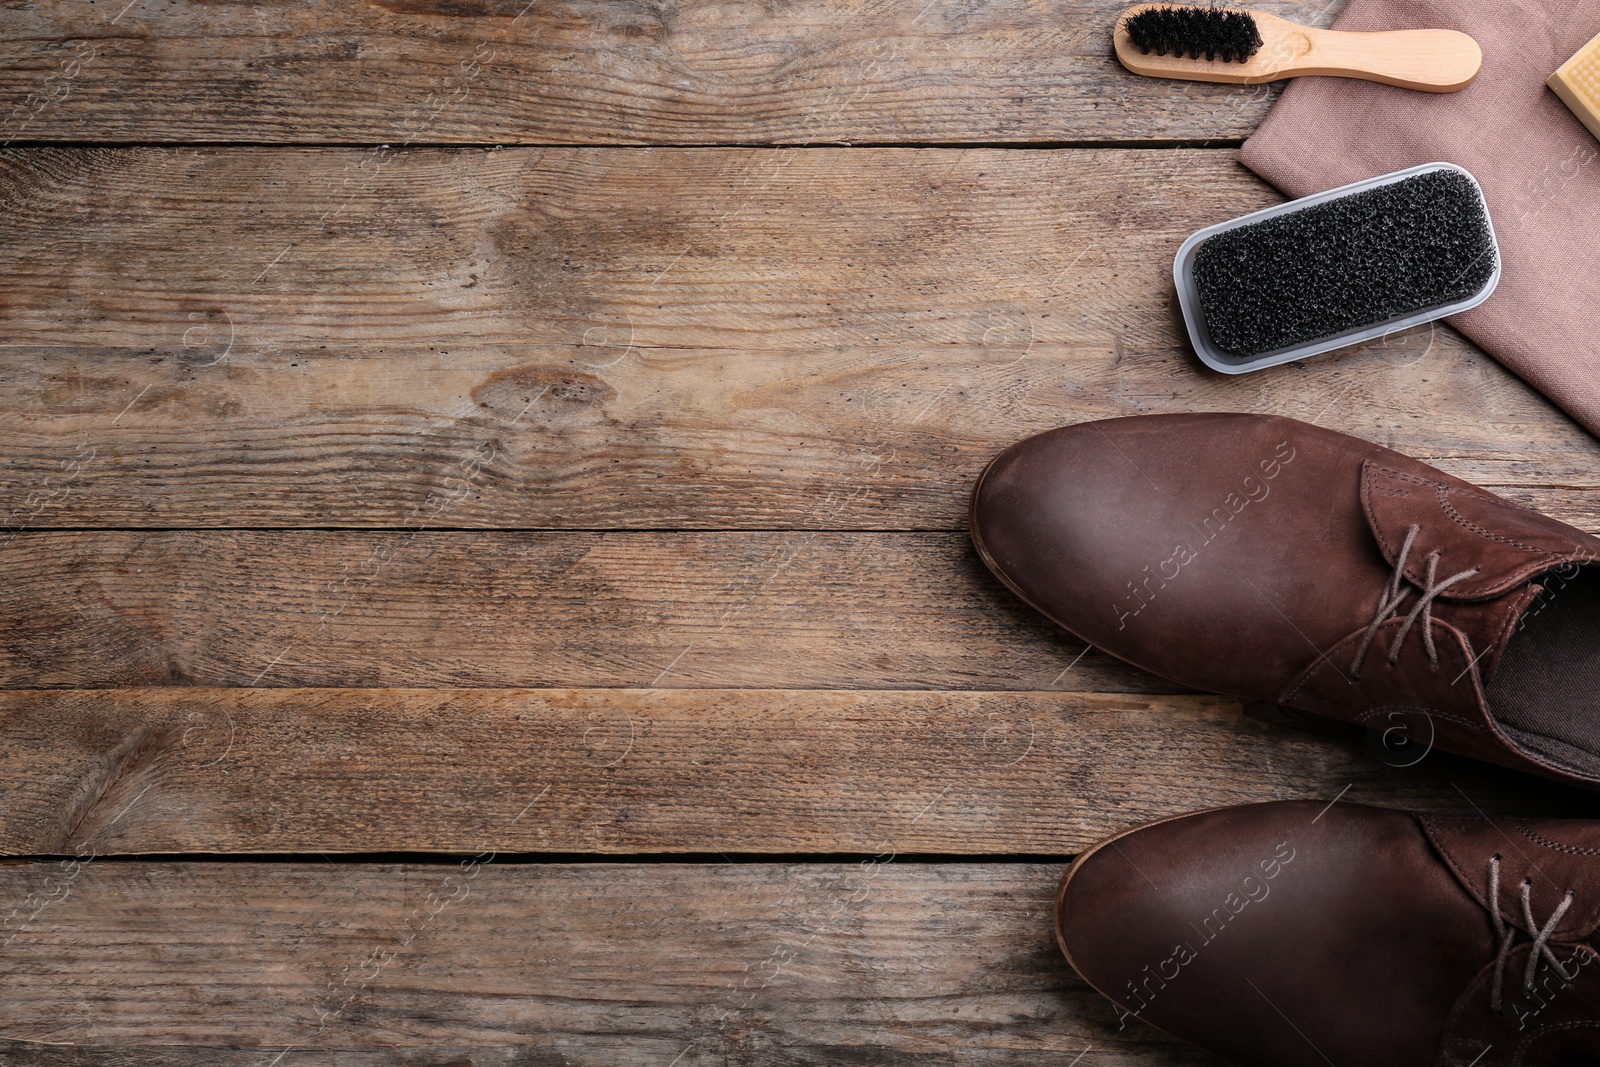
left=1487, top=854, right=1580, bottom=1013
left=1350, top=524, right=1480, bottom=679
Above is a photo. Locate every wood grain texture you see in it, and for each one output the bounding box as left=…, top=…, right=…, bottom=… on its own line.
left=4, top=1051, right=1113, bottom=1067
left=0, top=147, right=1287, bottom=350
left=3, top=147, right=1594, bottom=532
left=0, top=859, right=1277, bottom=1063
left=12, top=526, right=1600, bottom=695
left=0, top=0, right=1342, bottom=146
left=0, top=529, right=1143, bottom=692
left=4, top=687, right=1583, bottom=857
left=0, top=0, right=1586, bottom=1060
left=1, top=338, right=1596, bottom=532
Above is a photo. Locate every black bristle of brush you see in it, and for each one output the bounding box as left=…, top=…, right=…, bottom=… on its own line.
left=1124, top=5, right=1264, bottom=63
left=1192, top=169, right=1498, bottom=360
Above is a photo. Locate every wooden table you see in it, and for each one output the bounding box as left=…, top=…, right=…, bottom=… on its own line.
left=2, top=1, right=1596, bottom=1063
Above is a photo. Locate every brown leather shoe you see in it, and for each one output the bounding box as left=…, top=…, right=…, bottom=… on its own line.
left=1056, top=801, right=1600, bottom=1066
left=970, top=413, right=1600, bottom=788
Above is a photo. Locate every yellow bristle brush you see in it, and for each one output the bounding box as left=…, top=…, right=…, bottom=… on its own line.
left=1549, top=30, right=1600, bottom=144
left=1114, top=4, right=1482, bottom=93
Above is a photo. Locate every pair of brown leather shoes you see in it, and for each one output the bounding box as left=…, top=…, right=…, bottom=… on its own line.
left=971, top=415, right=1600, bottom=1065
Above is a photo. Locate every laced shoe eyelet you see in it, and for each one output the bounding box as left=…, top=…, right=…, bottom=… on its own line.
left=1485, top=857, right=1581, bottom=1012
left=1350, top=524, right=1481, bottom=677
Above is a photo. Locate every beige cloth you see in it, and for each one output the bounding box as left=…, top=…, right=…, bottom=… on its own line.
left=1239, top=0, right=1600, bottom=436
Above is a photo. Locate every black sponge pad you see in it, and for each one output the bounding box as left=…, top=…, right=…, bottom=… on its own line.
left=1192, top=169, right=1497, bottom=359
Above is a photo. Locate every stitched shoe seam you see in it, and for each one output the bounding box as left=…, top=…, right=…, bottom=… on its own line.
left=1351, top=704, right=1488, bottom=734
left=1433, top=483, right=1548, bottom=555
left=1280, top=625, right=1373, bottom=705
left=1362, top=460, right=1408, bottom=563
left=1515, top=1019, right=1600, bottom=1062
left=1365, top=464, right=1589, bottom=583
left=1513, top=823, right=1600, bottom=857
left=1421, top=815, right=1496, bottom=919
left=1363, top=462, right=1542, bottom=555
left=1279, top=621, right=1486, bottom=725
left=1425, top=817, right=1600, bottom=947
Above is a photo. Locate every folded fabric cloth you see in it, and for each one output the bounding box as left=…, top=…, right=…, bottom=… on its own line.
left=1239, top=0, right=1600, bottom=437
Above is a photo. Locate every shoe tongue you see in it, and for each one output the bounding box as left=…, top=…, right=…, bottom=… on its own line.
left=1361, top=459, right=1597, bottom=600
left=1420, top=814, right=1600, bottom=942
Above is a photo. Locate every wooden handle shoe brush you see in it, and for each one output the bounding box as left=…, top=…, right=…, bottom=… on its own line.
left=1114, top=4, right=1482, bottom=93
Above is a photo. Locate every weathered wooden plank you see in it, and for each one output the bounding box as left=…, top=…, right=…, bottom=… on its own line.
left=0, top=530, right=1128, bottom=691
left=4, top=1049, right=1209, bottom=1067
left=2, top=687, right=1575, bottom=856
left=0, top=0, right=1339, bottom=146
left=10, top=1051, right=1141, bottom=1067
left=0, top=147, right=1281, bottom=350
left=11, top=529, right=1600, bottom=696
left=0, top=859, right=1266, bottom=1063
left=2, top=337, right=1596, bottom=532
left=4, top=147, right=1594, bottom=532
left=0, top=1051, right=709, bottom=1066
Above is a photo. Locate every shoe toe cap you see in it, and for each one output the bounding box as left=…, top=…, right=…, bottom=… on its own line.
left=971, top=413, right=1360, bottom=697
left=1055, top=801, right=1479, bottom=1067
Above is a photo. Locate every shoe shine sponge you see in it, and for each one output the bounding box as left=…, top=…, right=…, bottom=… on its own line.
left=1174, top=162, right=1500, bottom=374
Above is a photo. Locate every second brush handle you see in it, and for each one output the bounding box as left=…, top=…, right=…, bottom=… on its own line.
left=1113, top=7, right=1483, bottom=93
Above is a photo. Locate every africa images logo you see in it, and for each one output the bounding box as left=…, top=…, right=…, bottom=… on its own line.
left=1115, top=840, right=1297, bottom=1029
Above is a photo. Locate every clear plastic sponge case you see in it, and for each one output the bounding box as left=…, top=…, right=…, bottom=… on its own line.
left=1173, top=162, right=1501, bottom=375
